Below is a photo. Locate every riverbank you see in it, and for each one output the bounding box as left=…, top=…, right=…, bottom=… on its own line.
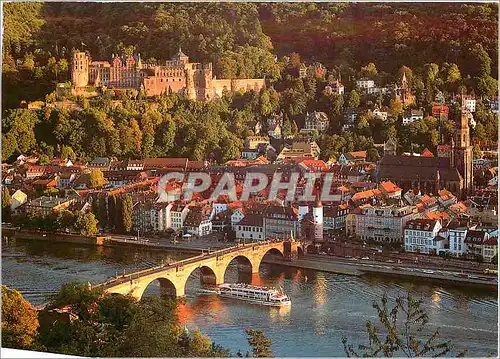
left=2, top=227, right=107, bottom=246
left=263, top=258, right=362, bottom=276
left=2, top=227, right=227, bottom=255
left=263, top=257, right=498, bottom=290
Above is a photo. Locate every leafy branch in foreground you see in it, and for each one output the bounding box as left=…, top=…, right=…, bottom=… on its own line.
left=342, top=292, right=467, bottom=357
left=245, top=328, right=274, bottom=357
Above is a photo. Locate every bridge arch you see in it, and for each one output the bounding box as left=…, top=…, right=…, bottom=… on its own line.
left=222, top=254, right=257, bottom=283
left=137, top=276, right=178, bottom=300
left=183, top=265, right=220, bottom=294
left=262, top=247, right=285, bottom=259
left=221, top=245, right=285, bottom=282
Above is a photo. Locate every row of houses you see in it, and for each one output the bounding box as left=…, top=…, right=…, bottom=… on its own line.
left=404, top=218, right=498, bottom=262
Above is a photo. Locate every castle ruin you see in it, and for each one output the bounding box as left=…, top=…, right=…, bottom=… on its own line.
left=71, top=48, right=266, bottom=101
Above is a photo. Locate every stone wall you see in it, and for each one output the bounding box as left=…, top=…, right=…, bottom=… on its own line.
left=211, top=78, right=266, bottom=98
left=3, top=228, right=107, bottom=246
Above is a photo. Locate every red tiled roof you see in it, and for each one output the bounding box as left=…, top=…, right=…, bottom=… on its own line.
left=484, top=237, right=498, bottom=246
left=348, top=151, right=367, bottom=159
left=236, top=214, right=264, bottom=227
left=143, top=158, right=188, bottom=169
left=379, top=181, right=402, bottom=194
left=421, top=148, right=434, bottom=157
left=432, top=105, right=449, bottom=114
left=352, top=189, right=382, bottom=201
left=299, top=159, right=328, bottom=169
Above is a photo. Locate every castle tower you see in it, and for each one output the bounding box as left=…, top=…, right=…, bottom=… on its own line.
left=172, top=47, right=189, bottom=64
left=201, top=63, right=213, bottom=100
left=71, top=51, right=89, bottom=88
left=185, top=67, right=196, bottom=100
left=453, top=110, right=473, bottom=197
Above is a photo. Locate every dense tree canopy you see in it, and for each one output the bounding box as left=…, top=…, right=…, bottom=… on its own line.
left=37, top=282, right=230, bottom=357
left=2, top=3, right=498, bottom=110
left=2, top=285, right=39, bottom=350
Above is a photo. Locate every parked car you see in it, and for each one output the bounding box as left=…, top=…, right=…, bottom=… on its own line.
left=361, top=256, right=369, bottom=260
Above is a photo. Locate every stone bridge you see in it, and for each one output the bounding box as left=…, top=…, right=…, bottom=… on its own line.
left=95, top=240, right=303, bottom=300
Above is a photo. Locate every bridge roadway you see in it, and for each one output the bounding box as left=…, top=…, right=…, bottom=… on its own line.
left=94, top=240, right=301, bottom=299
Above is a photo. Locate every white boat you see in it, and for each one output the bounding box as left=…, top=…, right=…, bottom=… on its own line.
left=217, top=283, right=291, bottom=307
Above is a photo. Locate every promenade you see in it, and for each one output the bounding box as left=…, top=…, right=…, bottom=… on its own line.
left=264, top=255, right=498, bottom=289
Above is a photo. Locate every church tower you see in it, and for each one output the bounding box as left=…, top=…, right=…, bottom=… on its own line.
left=453, top=110, right=473, bottom=197
left=71, top=51, right=89, bottom=88
left=384, top=137, right=397, bottom=156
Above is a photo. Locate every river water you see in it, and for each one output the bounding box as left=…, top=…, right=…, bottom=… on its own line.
left=2, top=238, right=497, bottom=357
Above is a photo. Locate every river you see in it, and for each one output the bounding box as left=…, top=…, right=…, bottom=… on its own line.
left=2, top=238, right=497, bottom=357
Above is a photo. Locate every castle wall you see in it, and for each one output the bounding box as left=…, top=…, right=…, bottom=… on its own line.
left=211, top=79, right=233, bottom=98
left=232, top=79, right=266, bottom=93
left=212, top=78, right=266, bottom=98
left=143, top=76, right=186, bottom=97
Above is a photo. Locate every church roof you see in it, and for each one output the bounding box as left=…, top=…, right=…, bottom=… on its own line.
left=377, top=155, right=462, bottom=182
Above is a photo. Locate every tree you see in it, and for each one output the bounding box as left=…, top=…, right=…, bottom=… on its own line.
left=121, top=194, right=133, bottom=233
left=38, top=154, right=50, bottom=165
left=367, top=148, right=380, bottom=162
left=476, top=76, right=498, bottom=98
left=468, top=43, right=491, bottom=77
left=2, top=133, right=17, bottom=161
left=2, top=187, right=12, bottom=222
left=361, top=63, right=377, bottom=78
left=389, top=98, right=404, bottom=118
left=2, top=285, right=39, bottom=349
left=342, top=292, right=466, bottom=357
left=60, top=145, right=76, bottom=160
left=282, top=119, right=292, bottom=138
left=348, top=90, right=360, bottom=108
left=89, top=169, right=106, bottom=188
left=42, top=187, right=59, bottom=197
left=3, top=109, right=38, bottom=154
left=246, top=329, right=273, bottom=358
left=473, top=144, right=482, bottom=159
left=74, top=212, right=99, bottom=236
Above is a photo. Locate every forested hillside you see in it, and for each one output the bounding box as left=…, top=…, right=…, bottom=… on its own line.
left=2, top=3, right=498, bottom=108
left=1, top=2, right=498, bottom=164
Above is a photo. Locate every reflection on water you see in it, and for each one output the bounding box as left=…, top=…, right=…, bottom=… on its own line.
left=2, top=238, right=498, bottom=357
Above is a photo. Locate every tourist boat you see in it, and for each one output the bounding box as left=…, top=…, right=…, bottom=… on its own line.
left=216, top=283, right=291, bottom=307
